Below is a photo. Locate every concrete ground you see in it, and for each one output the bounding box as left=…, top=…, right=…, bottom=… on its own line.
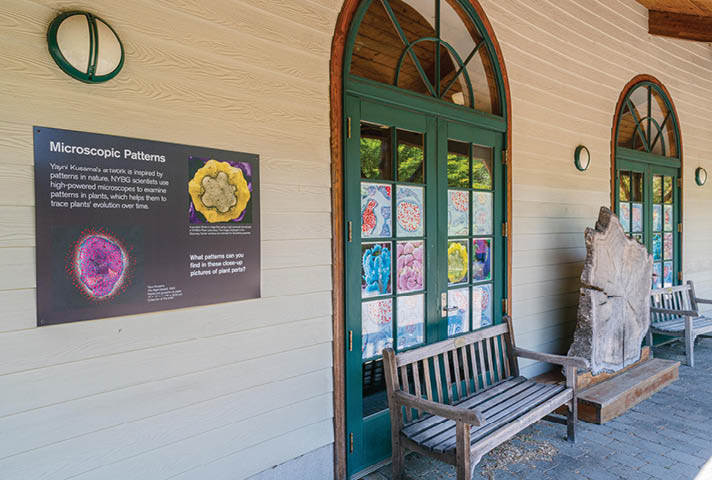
left=367, top=338, right=712, bottom=480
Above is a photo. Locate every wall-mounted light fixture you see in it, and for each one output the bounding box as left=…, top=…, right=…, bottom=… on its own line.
left=47, top=11, right=124, bottom=83
left=574, top=145, right=590, bottom=172
left=696, top=167, right=707, bottom=186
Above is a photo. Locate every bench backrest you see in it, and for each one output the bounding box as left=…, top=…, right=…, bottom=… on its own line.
left=382, top=319, right=517, bottom=425
left=650, top=280, right=697, bottom=323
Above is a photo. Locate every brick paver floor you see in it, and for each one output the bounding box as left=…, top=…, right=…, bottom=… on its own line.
left=368, top=338, right=712, bottom=480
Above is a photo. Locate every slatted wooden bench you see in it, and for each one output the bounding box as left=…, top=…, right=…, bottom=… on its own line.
left=383, top=316, right=589, bottom=480
left=649, top=280, right=712, bottom=367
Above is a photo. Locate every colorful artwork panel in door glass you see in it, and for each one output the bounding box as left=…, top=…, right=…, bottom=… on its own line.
left=619, top=203, right=630, bottom=232
left=653, top=233, right=662, bottom=261
left=472, top=238, right=492, bottom=282
left=448, top=240, right=469, bottom=285
left=664, top=205, right=673, bottom=231
left=472, top=191, right=492, bottom=235
left=361, top=243, right=392, bottom=298
left=448, top=190, right=469, bottom=236
left=397, top=294, right=425, bottom=349
left=663, top=262, right=673, bottom=288
left=396, top=241, right=424, bottom=293
left=396, top=185, right=424, bottom=237
left=473, top=284, right=493, bottom=329
left=362, top=299, right=393, bottom=359
left=664, top=233, right=673, bottom=260
left=632, top=203, right=643, bottom=233
left=653, top=262, right=662, bottom=289
left=361, top=182, right=391, bottom=238
left=653, top=205, right=662, bottom=231
left=448, top=288, right=470, bottom=336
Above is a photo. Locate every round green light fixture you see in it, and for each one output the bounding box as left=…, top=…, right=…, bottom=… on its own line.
left=47, top=11, right=124, bottom=84
left=574, top=145, right=591, bottom=172
left=695, top=167, right=707, bottom=186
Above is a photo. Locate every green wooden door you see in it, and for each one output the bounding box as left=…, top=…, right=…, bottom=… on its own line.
left=344, top=97, right=505, bottom=475
left=615, top=151, right=681, bottom=290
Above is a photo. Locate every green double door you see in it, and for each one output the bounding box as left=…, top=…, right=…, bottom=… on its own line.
left=344, top=95, right=505, bottom=475
left=614, top=151, right=680, bottom=290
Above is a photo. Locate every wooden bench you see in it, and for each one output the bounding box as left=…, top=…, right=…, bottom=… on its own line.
left=649, top=280, right=712, bottom=367
left=383, top=316, right=589, bottom=480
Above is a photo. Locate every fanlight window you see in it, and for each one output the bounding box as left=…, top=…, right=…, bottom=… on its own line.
left=349, top=0, right=501, bottom=115
left=616, top=83, right=679, bottom=158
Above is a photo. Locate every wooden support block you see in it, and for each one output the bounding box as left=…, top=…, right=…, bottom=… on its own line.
left=577, top=358, right=679, bottom=424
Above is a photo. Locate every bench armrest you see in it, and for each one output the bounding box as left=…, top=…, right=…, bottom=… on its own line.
left=513, top=347, right=589, bottom=369
left=651, top=307, right=699, bottom=317
left=392, top=390, right=486, bottom=426
left=695, top=297, right=712, bottom=305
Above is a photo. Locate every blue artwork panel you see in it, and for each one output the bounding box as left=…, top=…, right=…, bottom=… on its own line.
left=473, top=284, right=492, bottom=329
left=619, top=203, right=630, bottom=232
left=663, top=262, right=673, bottom=288
left=396, top=185, right=424, bottom=237
left=472, top=238, right=492, bottom=282
left=361, top=182, right=391, bottom=238
left=448, top=190, right=469, bottom=236
left=397, top=294, right=424, bottom=349
left=472, top=191, right=492, bottom=235
left=664, top=204, right=673, bottom=231
left=653, top=233, right=662, bottom=261
left=362, top=299, right=392, bottom=359
left=653, top=204, right=662, bottom=232
left=361, top=242, right=391, bottom=298
left=653, top=262, right=662, bottom=289
left=632, top=203, right=643, bottom=233
left=447, top=288, right=470, bottom=336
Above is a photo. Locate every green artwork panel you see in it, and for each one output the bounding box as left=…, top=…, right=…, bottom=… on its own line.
left=447, top=140, right=469, bottom=188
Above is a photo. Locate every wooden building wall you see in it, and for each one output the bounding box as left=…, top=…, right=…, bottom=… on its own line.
left=1, top=0, right=712, bottom=478
left=0, top=0, right=339, bottom=479
left=478, top=0, right=712, bottom=376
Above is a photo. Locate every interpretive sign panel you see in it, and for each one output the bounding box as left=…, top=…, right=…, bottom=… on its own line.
left=33, top=126, right=260, bottom=326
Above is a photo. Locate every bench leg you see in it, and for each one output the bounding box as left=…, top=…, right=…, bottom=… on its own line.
left=646, top=329, right=654, bottom=350
left=567, top=399, right=577, bottom=444
left=686, top=330, right=695, bottom=367
left=456, top=422, right=472, bottom=480
left=391, top=434, right=404, bottom=480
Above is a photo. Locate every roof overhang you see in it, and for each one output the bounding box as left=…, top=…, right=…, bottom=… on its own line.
left=636, top=0, right=712, bottom=42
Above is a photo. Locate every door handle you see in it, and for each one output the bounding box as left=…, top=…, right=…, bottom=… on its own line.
left=440, top=292, right=458, bottom=317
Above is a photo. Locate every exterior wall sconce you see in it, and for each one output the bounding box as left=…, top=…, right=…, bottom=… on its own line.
left=574, top=145, right=591, bottom=172
left=47, top=11, right=124, bottom=83
left=696, top=167, right=707, bottom=186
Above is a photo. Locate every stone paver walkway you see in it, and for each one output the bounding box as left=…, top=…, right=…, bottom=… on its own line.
left=368, top=338, right=712, bottom=480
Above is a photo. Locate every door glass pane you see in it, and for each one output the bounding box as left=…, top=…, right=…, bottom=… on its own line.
left=653, top=205, right=662, bottom=231
left=396, top=241, right=424, bottom=292
left=361, top=182, right=392, bottom=238
left=448, top=240, right=469, bottom=285
left=472, top=191, right=493, bottom=235
left=397, top=129, right=424, bottom=183
left=653, top=175, right=663, bottom=203
left=619, top=203, right=631, bottom=232
left=362, top=359, right=387, bottom=417
left=664, top=176, right=673, bottom=203
left=448, top=140, right=469, bottom=187
left=663, top=262, right=673, bottom=287
left=653, top=263, right=662, bottom=289
left=653, top=233, right=662, bottom=261
left=360, top=123, right=392, bottom=180
left=448, top=287, right=470, bottom=335
left=361, top=242, right=392, bottom=298
left=664, top=233, right=673, bottom=260
left=472, top=238, right=492, bottom=282
left=631, top=172, right=643, bottom=202
left=396, top=185, right=424, bottom=237
left=397, top=294, right=425, bottom=349
left=473, top=284, right=493, bottom=328
left=619, top=171, right=631, bottom=201
left=631, top=203, right=643, bottom=233
left=472, top=146, right=493, bottom=189
left=448, top=190, right=469, bottom=235
left=664, top=205, right=673, bottom=231
left=362, top=299, right=393, bottom=360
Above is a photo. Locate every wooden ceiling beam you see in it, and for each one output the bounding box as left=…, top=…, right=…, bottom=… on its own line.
left=648, top=9, right=712, bottom=42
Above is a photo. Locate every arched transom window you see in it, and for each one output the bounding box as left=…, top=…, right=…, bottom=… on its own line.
left=349, top=0, right=501, bottom=114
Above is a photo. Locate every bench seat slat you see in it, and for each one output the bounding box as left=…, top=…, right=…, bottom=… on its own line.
left=404, top=380, right=567, bottom=453
left=652, top=316, right=712, bottom=333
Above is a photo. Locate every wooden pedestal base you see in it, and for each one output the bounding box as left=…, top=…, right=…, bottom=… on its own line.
left=577, top=358, right=679, bottom=424
left=536, top=349, right=680, bottom=424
